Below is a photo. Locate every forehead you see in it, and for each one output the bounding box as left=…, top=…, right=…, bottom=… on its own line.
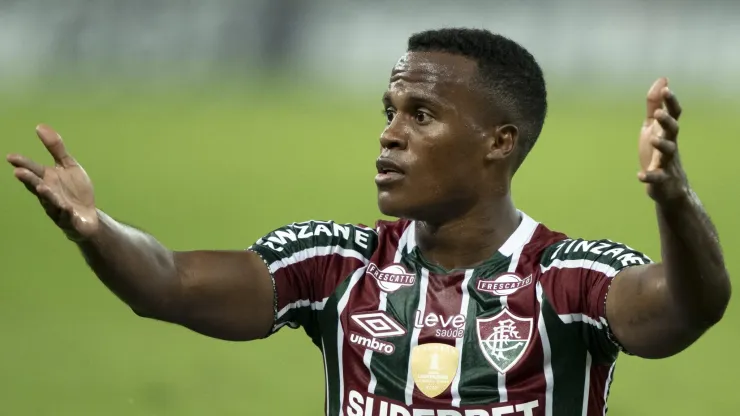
left=384, top=51, right=479, bottom=105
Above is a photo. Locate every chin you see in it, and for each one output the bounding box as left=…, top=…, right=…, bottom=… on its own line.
left=377, top=190, right=409, bottom=219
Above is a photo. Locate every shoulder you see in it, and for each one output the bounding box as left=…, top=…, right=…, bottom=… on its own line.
left=539, top=235, right=653, bottom=277
left=249, top=220, right=380, bottom=259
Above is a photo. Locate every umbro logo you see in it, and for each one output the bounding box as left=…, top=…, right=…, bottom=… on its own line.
left=349, top=311, right=406, bottom=355
left=351, top=311, right=407, bottom=338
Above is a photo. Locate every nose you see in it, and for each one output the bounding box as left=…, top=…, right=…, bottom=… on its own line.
left=379, top=120, right=408, bottom=151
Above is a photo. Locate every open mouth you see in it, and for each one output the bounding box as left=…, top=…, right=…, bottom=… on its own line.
left=375, top=158, right=405, bottom=185
left=378, top=167, right=401, bottom=175
left=376, top=158, right=405, bottom=175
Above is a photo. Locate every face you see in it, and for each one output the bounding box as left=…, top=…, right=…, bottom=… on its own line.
left=376, top=51, right=513, bottom=222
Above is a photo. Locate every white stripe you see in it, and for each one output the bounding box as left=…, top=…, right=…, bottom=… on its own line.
left=271, top=320, right=299, bottom=332
left=365, top=222, right=414, bottom=394
left=557, top=313, right=605, bottom=330
left=268, top=245, right=370, bottom=274
left=395, top=223, right=413, bottom=263
left=276, top=297, right=329, bottom=319
left=536, top=282, right=554, bottom=416
left=450, top=269, right=475, bottom=407
left=365, top=291, right=387, bottom=394
left=581, top=352, right=592, bottom=416
left=336, top=267, right=366, bottom=416
left=498, top=211, right=538, bottom=256
left=404, top=267, right=430, bottom=406
left=321, top=337, right=330, bottom=416
left=406, top=221, right=417, bottom=253
left=603, top=362, right=616, bottom=415
left=497, top=214, right=538, bottom=403
left=540, top=258, right=619, bottom=278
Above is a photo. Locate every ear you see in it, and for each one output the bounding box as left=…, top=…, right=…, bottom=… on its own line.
left=484, top=124, right=518, bottom=162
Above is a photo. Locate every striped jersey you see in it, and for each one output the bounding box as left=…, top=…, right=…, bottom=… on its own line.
left=248, top=212, right=652, bottom=416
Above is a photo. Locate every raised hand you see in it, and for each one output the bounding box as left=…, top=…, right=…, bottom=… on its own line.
left=7, top=125, right=99, bottom=241
left=637, top=77, right=689, bottom=203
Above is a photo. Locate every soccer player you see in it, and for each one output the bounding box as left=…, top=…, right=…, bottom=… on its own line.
left=6, top=29, right=730, bottom=416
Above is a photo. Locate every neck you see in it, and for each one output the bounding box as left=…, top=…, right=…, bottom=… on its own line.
left=414, top=197, right=521, bottom=271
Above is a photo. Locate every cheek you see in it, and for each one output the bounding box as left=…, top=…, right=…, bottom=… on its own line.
left=415, top=145, right=475, bottom=189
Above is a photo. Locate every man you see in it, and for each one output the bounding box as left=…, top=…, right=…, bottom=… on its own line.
left=6, top=28, right=730, bottom=416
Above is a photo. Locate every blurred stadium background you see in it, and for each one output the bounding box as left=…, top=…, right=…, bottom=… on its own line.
left=1, top=1, right=738, bottom=415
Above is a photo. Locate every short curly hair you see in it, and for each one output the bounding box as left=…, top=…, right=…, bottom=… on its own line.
left=408, top=28, right=548, bottom=170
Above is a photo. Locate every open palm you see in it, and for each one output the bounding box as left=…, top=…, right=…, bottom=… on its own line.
left=7, top=125, right=98, bottom=241
left=637, top=78, right=688, bottom=203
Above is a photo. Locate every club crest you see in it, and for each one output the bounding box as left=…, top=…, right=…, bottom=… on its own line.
left=476, top=308, right=533, bottom=374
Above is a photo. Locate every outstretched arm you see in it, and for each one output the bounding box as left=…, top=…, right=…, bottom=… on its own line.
left=7, top=125, right=275, bottom=341
left=79, top=212, right=275, bottom=341
left=606, top=78, right=731, bottom=359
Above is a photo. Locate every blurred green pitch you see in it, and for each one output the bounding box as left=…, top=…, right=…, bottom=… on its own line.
left=0, top=80, right=737, bottom=416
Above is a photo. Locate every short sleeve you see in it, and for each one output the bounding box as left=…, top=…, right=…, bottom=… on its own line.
left=539, top=238, right=654, bottom=363
left=247, top=220, right=377, bottom=341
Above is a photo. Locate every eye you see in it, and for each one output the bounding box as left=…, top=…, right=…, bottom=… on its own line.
left=414, top=110, right=432, bottom=125
left=383, top=107, right=396, bottom=124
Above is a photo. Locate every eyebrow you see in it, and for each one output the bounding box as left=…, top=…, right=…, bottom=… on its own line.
left=381, top=90, right=448, bottom=110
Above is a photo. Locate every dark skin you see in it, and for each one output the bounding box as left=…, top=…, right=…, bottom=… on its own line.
left=6, top=126, right=275, bottom=341
left=6, top=53, right=730, bottom=358
left=606, top=77, right=731, bottom=358
left=377, top=52, right=520, bottom=269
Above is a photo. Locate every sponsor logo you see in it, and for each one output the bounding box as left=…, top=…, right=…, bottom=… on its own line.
left=476, top=273, right=533, bottom=296
left=256, top=221, right=373, bottom=252
left=366, top=263, right=416, bottom=292
left=345, top=390, right=540, bottom=416
left=549, top=239, right=649, bottom=267
left=476, top=308, right=533, bottom=374
left=349, top=311, right=406, bottom=355
left=413, top=311, right=466, bottom=339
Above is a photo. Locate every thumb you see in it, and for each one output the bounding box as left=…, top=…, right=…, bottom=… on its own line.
left=645, top=77, right=667, bottom=122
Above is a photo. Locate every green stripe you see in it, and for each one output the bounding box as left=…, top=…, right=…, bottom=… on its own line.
left=458, top=253, right=511, bottom=406
left=541, top=294, right=589, bottom=416
left=320, top=272, right=355, bottom=416
left=370, top=255, right=421, bottom=403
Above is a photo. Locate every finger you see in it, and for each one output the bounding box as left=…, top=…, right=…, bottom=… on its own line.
left=14, top=167, right=44, bottom=190
left=650, top=135, right=677, bottom=158
left=654, top=109, right=679, bottom=141
left=7, top=153, right=47, bottom=178
left=661, top=87, right=682, bottom=120
left=36, top=124, right=76, bottom=168
left=646, top=77, right=668, bottom=121
left=36, top=184, right=65, bottom=209
left=638, top=169, right=670, bottom=184
left=36, top=184, right=67, bottom=209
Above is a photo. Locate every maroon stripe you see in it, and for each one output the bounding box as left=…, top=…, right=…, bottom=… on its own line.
left=506, top=224, right=565, bottom=415
left=339, top=221, right=406, bottom=402
left=272, top=254, right=368, bottom=312
left=538, top=266, right=611, bottom=319
left=411, top=270, right=467, bottom=406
